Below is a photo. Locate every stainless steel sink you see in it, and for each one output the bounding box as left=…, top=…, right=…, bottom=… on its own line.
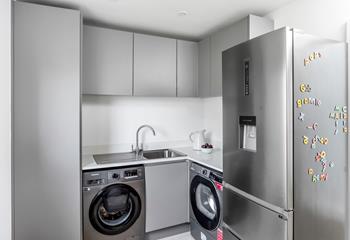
left=93, top=152, right=143, bottom=165
left=93, top=149, right=186, bottom=164
left=142, top=149, right=186, bottom=160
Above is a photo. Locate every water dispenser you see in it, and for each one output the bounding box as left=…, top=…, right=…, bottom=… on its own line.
left=239, top=116, right=256, bottom=152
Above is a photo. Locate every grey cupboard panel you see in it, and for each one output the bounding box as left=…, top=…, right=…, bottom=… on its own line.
left=248, top=14, right=274, bottom=39
left=134, top=33, right=176, bottom=96
left=210, top=17, right=249, bottom=97
left=198, top=37, right=211, bottom=98
left=177, top=40, right=198, bottom=97
left=83, top=25, right=133, bottom=95
left=199, top=15, right=274, bottom=97
left=145, top=161, right=189, bottom=232
left=14, top=2, right=81, bottom=240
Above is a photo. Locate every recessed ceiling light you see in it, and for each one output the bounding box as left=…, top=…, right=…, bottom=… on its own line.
left=177, top=10, right=189, bottom=17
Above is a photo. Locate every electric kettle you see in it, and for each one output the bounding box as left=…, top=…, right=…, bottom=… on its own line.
left=189, top=129, right=206, bottom=150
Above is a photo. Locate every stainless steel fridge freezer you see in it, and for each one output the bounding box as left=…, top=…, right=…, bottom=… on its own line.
left=222, top=27, right=348, bottom=240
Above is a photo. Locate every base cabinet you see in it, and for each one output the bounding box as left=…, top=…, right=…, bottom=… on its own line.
left=145, top=161, right=189, bottom=232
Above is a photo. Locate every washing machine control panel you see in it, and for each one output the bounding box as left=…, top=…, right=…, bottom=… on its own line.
left=108, top=167, right=144, bottom=183
left=209, top=172, right=223, bottom=184
left=124, top=169, right=138, bottom=177
left=83, top=171, right=107, bottom=187
left=111, top=173, right=120, bottom=179
left=107, top=170, right=122, bottom=183
left=83, top=166, right=144, bottom=186
left=190, top=162, right=223, bottom=183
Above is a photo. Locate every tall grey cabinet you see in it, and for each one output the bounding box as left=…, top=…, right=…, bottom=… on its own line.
left=83, top=25, right=133, bottom=95
left=14, top=2, right=81, bottom=240
left=134, top=33, right=177, bottom=96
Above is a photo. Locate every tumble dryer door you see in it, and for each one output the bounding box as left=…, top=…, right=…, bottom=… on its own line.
left=190, top=176, right=221, bottom=231
left=89, top=184, right=142, bottom=235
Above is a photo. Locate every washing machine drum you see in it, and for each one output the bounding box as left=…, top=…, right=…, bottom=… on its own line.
left=89, top=184, right=142, bottom=235
left=190, top=175, right=221, bottom=231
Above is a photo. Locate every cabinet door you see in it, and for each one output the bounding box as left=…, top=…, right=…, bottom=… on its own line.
left=83, top=25, right=133, bottom=95
left=145, top=161, right=189, bottom=232
left=198, top=37, right=211, bottom=98
left=177, top=40, right=198, bottom=97
left=210, top=18, right=249, bottom=97
left=14, top=2, right=81, bottom=240
left=134, top=34, right=176, bottom=96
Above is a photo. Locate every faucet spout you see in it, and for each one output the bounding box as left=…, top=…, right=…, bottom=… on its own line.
left=135, top=125, right=156, bottom=155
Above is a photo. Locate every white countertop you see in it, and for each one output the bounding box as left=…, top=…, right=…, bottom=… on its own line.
left=82, top=146, right=222, bottom=172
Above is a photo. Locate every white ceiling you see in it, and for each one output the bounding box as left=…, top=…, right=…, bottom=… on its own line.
left=20, top=0, right=294, bottom=40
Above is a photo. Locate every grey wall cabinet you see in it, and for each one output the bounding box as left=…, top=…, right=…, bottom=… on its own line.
left=83, top=25, right=133, bottom=95
left=199, top=15, right=274, bottom=97
left=177, top=40, right=198, bottom=97
left=145, top=161, right=189, bottom=232
left=134, top=33, right=177, bottom=96
left=14, top=2, right=81, bottom=240
left=82, top=15, right=273, bottom=98
left=198, top=37, right=211, bottom=97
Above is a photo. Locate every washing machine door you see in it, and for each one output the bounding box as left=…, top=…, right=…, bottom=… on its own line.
left=89, top=184, right=142, bottom=235
left=190, top=175, right=221, bottom=231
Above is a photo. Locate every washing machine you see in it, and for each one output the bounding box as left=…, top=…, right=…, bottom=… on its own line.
left=190, top=162, right=223, bottom=240
left=83, top=165, right=145, bottom=240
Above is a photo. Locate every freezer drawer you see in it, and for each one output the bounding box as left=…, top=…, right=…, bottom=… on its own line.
left=223, top=186, right=291, bottom=240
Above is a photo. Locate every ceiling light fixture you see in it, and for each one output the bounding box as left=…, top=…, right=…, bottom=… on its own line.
left=177, top=10, right=188, bottom=17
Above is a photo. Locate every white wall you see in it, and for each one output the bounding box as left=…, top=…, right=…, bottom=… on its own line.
left=266, top=0, right=350, bottom=41
left=82, top=96, right=205, bottom=150
left=203, top=97, right=222, bottom=147
left=0, top=0, right=12, bottom=239
left=83, top=95, right=224, bottom=152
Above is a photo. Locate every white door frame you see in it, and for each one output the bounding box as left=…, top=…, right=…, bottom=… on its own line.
left=0, top=0, right=12, bottom=240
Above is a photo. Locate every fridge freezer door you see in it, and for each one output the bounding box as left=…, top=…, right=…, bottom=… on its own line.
left=223, top=185, right=292, bottom=240
left=293, top=31, right=348, bottom=239
left=222, top=27, right=294, bottom=210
